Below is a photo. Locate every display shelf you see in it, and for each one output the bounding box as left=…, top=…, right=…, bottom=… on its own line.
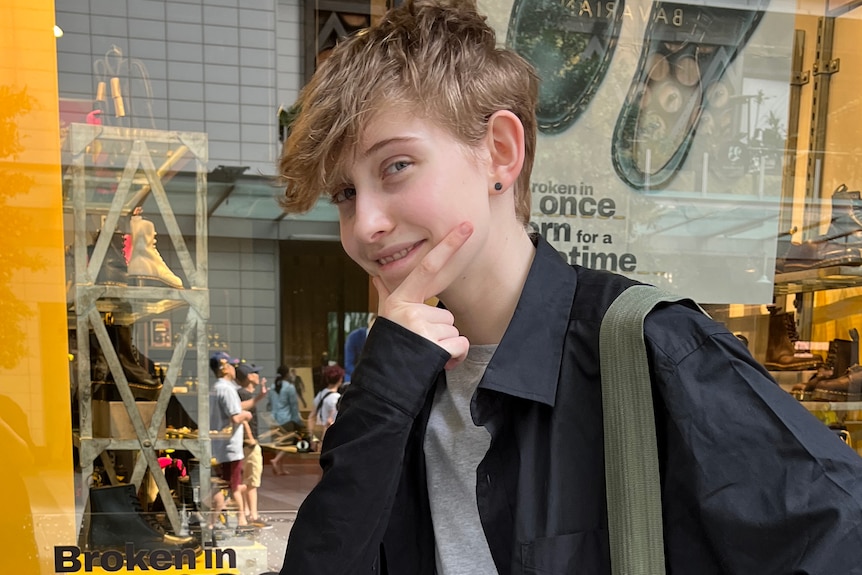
left=68, top=285, right=208, bottom=326
left=62, top=123, right=202, bottom=217
left=774, top=265, right=862, bottom=294
left=73, top=431, right=210, bottom=454
left=67, top=123, right=211, bottom=544
left=800, top=400, right=862, bottom=411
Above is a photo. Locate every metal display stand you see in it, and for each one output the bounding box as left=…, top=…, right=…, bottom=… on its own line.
left=66, top=123, right=211, bottom=541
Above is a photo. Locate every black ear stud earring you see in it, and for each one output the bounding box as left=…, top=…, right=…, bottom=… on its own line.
left=494, top=182, right=503, bottom=191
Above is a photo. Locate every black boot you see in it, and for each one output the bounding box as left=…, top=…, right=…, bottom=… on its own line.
left=87, top=484, right=199, bottom=552
left=818, top=187, right=862, bottom=266
left=779, top=185, right=862, bottom=272
left=105, top=325, right=162, bottom=400
left=825, top=338, right=853, bottom=380
left=88, top=230, right=128, bottom=286
left=823, top=184, right=862, bottom=240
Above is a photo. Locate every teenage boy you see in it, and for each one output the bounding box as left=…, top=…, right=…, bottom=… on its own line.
left=208, top=351, right=252, bottom=532
left=235, top=362, right=271, bottom=529
left=277, top=1, right=862, bottom=574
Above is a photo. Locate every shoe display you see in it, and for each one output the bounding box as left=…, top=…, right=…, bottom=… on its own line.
left=778, top=184, right=862, bottom=273
left=790, top=364, right=833, bottom=401
left=612, top=0, right=769, bottom=189
left=87, top=484, right=200, bottom=553
left=507, top=0, right=623, bottom=134
left=90, top=324, right=162, bottom=401
left=110, top=323, right=162, bottom=399
left=127, top=214, right=183, bottom=288
left=778, top=238, right=862, bottom=273
left=763, top=306, right=823, bottom=371
left=811, top=186, right=862, bottom=267
left=812, top=365, right=862, bottom=402
left=821, top=184, right=862, bottom=240
left=790, top=338, right=852, bottom=400
left=88, top=229, right=128, bottom=286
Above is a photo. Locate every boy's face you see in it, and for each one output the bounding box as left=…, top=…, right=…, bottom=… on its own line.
left=335, top=109, right=491, bottom=295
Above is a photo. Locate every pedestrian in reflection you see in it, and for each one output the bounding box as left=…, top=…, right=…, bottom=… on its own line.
left=208, top=352, right=252, bottom=533
left=235, top=362, right=271, bottom=529
left=269, top=365, right=306, bottom=476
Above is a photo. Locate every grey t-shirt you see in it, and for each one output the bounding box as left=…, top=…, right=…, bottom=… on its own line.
left=210, top=377, right=243, bottom=464
left=423, top=343, right=498, bottom=575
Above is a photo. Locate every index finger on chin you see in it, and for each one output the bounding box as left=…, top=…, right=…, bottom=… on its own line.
left=395, top=222, right=473, bottom=304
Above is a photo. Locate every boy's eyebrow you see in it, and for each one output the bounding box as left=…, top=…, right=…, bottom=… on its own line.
left=360, top=136, right=418, bottom=159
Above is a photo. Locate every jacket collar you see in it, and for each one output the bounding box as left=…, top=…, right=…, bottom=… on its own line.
left=476, top=234, right=577, bottom=407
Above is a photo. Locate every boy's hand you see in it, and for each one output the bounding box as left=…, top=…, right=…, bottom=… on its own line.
left=373, top=222, right=473, bottom=370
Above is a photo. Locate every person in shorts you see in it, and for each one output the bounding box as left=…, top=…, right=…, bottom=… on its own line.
left=208, top=351, right=252, bottom=532
left=235, top=361, right=271, bottom=529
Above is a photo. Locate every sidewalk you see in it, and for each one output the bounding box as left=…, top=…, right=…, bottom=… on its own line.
left=254, top=458, right=321, bottom=572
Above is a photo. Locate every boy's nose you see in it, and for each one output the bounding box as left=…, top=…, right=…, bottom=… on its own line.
left=352, top=190, right=394, bottom=241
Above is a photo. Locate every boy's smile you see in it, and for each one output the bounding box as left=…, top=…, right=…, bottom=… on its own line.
left=373, top=239, right=425, bottom=267
left=335, top=110, right=493, bottom=297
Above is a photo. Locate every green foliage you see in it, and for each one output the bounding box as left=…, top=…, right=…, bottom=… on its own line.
left=0, top=85, right=33, bottom=159
left=0, top=85, right=45, bottom=368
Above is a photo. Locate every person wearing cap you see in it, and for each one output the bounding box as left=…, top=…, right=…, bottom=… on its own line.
left=235, top=362, right=271, bottom=529
left=208, top=351, right=253, bottom=533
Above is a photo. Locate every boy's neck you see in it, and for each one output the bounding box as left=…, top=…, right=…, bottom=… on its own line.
left=440, top=226, right=535, bottom=346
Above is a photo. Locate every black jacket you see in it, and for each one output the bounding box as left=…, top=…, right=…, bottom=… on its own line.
left=282, top=236, right=862, bottom=574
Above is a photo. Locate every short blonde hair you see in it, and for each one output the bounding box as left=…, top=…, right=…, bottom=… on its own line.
left=278, top=0, right=539, bottom=225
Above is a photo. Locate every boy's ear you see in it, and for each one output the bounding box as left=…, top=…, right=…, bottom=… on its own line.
left=485, top=110, right=525, bottom=195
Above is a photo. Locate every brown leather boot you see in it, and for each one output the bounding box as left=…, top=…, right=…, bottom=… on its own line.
left=764, top=307, right=823, bottom=371
left=88, top=229, right=128, bottom=286
left=813, top=365, right=862, bottom=402
left=791, top=338, right=855, bottom=400
left=791, top=365, right=833, bottom=401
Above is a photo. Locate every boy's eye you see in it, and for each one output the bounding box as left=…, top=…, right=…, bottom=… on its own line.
left=384, top=160, right=410, bottom=175
left=330, top=186, right=356, bottom=204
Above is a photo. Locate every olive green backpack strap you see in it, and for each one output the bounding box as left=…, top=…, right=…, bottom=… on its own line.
left=599, top=285, right=694, bottom=575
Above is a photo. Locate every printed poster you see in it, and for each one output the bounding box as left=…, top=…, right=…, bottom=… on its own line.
left=481, top=0, right=796, bottom=303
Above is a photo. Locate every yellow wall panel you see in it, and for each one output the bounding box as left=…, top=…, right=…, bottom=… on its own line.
left=0, top=0, right=76, bottom=572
